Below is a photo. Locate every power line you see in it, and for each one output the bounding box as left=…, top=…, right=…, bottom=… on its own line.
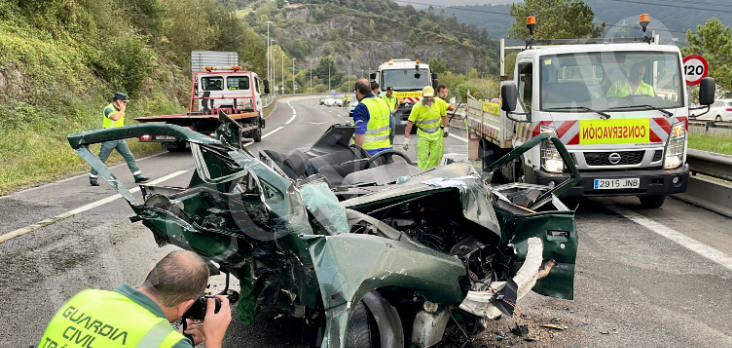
left=394, top=0, right=690, bottom=35
left=393, top=0, right=511, bottom=17
left=603, top=0, right=732, bottom=14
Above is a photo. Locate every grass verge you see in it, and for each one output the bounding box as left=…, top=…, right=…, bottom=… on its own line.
left=0, top=97, right=185, bottom=196
left=688, top=134, right=732, bottom=156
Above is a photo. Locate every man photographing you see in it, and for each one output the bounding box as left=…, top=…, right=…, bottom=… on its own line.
left=39, top=250, right=232, bottom=348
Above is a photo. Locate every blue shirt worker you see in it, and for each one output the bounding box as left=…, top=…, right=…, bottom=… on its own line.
left=38, top=250, right=232, bottom=348
left=89, top=92, right=149, bottom=186
left=353, top=78, right=393, bottom=155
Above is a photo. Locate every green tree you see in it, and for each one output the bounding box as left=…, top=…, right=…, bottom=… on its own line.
left=312, top=57, right=339, bottom=84
left=682, top=18, right=732, bottom=91
left=428, top=56, right=447, bottom=74
left=508, top=0, right=605, bottom=40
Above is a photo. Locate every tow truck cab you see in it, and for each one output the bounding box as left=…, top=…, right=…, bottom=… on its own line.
left=498, top=38, right=715, bottom=208
left=193, top=67, right=264, bottom=115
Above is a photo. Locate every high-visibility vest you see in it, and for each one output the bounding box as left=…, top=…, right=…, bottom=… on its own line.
left=409, top=101, right=443, bottom=135
left=103, top=103, right=125, bottom=129
left=606, top=80, right=655, bottom=98
left=39, top=289, right=186, bottom=348
left=360, top=97, right=391, bottom=150
left=382, top=94, right=398, bottom=111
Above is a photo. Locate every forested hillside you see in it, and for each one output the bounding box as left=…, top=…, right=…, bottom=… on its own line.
left=239, top=0, right=499, bottom=81
left=0, top=0, right=266, bottom=193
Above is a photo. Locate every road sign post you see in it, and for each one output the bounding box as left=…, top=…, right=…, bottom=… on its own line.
left=683, top=54, right=708, bottom=86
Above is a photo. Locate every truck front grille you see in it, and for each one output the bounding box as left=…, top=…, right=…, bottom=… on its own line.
left=584, top=151, right=644, bottom=166
left=652, top=150, right=663, bottom=162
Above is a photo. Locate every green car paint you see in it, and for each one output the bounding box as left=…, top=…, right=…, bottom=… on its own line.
left=68, top=113, right=579, bottom=347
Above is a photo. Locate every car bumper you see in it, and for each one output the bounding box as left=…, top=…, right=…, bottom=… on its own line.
left=530, top=164, right=689, bottom=197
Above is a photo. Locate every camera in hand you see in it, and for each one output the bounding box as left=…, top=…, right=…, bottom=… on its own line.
left=184, top=295, right=222, bottom=320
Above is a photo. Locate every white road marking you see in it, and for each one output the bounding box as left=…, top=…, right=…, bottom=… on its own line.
left=243, top=99, right=298, bottom=146
left=4, top=97, right=308, bottom=241
left=285, top=100, right=297, bottom=125
left=0, top=170, right=189, bottom=244
left=610, top=205, right=732, bottom=272
left=448, top=133, right=468, bottom=143
left=10, top=151, right=170, bottom=196
left=262, top=126, right=283, bottom=139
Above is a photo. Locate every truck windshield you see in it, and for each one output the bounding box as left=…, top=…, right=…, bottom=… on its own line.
left=382, top=69, right=430, bottom=91
left=540, top=52, right=683, bottom=112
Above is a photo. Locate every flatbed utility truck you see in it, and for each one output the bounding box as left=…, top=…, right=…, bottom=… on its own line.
left=467, top=14, right=715, bottom=208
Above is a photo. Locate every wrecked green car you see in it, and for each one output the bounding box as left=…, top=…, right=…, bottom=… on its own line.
left=68, top=113, right=580, bottom=347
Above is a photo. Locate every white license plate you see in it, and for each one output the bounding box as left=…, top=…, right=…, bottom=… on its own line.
left=593, top=178, right=640, bottom=190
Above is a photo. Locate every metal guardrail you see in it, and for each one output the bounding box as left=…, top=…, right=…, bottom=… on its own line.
left=689, top=119, right=732, bottom=129
left=688, top=120, right=732, bottom=136
left=676, top=149, right=732, bottom=217
left=687, top=149, right=732, bottom=181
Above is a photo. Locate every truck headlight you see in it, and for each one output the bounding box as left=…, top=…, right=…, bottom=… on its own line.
left=540, top=127, right=564, bottom=173
left=664, top=123, right=686, bottom=169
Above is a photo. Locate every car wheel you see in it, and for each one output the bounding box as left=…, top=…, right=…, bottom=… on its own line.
left=344, top=292, right=404, bottom=348
left=639, top=195, right=665, bottom=208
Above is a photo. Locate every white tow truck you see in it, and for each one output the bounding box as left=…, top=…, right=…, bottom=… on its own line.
left=135, top=51, right=268, bottom=150
left=370, top=59, right=438, bottom=130
left=467, top=15, right=715, bottom=208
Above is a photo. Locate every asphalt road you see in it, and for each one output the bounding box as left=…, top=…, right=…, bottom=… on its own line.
left=1, top=96, right=730, bottom=347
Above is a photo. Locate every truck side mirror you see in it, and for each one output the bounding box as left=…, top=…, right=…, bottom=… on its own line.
left=698, top=77, right=715, bottom=105
left=263, top=80, right=270, bottom=94
left=501, top=83, right=518, bottom=112
left=432, top=78, right=439, bottom=90
left=369, top=72, right=376, bottom=80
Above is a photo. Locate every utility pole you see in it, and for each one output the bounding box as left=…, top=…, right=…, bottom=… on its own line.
left=309, top=63, right=312, bottom=92
left=266, top=21, right=271, bottom=88
left=328, top=61, right=331, bottom=93
left=271, top=39, right=276, bottom=96
left=292, top=58, right=295, bottom=95
left=281, top=52, right=285, bottom=95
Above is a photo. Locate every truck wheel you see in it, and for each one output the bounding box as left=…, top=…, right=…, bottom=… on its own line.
left=253, top=119, right=262, bottom=143
left=639, top=195, right=666, bottom=208
left=344, top=292, right=404, bottom=348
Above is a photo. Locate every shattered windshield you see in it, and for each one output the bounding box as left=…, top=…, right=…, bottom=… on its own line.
left=540, top=51, right=683, bottom=111
left=381, top=68, right=430, bottom=91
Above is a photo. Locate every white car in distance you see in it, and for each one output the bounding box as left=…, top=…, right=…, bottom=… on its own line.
left=702, top=99, right=732, bottom=122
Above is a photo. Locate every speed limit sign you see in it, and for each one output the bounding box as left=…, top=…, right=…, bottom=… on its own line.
left=683, top=54, right=708, bottom=86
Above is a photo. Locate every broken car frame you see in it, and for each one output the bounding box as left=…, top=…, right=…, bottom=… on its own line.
left=68, top=112, right=580, bottom=347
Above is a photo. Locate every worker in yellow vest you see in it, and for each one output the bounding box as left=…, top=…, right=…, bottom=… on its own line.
left=38, top=250, right=232, bottom=348
left=435, top=84, right=456, bottom=139
left=382, top=86, right=399, bottom=144
left=353, top=78, right=393, bottom=155
left=607, top=62, right=655, bottom=97
left=403, top=86, right=447, bottom=169
left=89, top=92, right=148, bottom=186
left=382, top=86, right=399, bottom=111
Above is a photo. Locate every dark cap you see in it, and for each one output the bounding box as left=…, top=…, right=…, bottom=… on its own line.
left=386, top=86, right=393, bottom=91
left=113, top=92, right=128, bottom=102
